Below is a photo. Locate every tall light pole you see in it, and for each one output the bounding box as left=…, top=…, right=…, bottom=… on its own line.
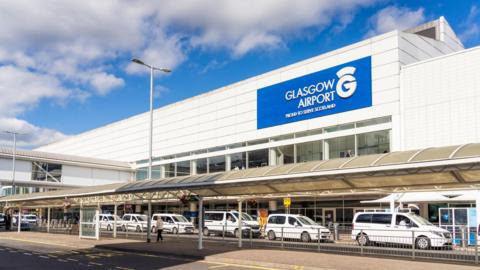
left=3, top=131, right=24, bottom=195
left=131, top=58, right=171, bottom=181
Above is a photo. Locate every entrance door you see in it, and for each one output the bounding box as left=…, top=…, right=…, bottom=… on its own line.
left=323, top=208, right=336, bottom=227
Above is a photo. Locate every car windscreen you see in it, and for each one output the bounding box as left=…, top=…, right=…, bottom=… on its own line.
left=232, top=212, right=254, bottom=221
left=107, top=216, right=114, bottom=221
left=136, top=215, right=148, bottom=221
left=297, top=216, right=317, bottom=225
left=25, top=216, right=36, bottom=220
left=172, top=216, right=189, bottom=223
left=408, top=214, right=433, bottom=226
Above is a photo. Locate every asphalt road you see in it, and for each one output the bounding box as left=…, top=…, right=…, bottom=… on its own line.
left=0, top=239, right=279, bottom=270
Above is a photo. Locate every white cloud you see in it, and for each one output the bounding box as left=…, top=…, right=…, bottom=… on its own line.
left=0, top=118, right=68, bottom=149
left=459, top=5, right=479, bottom=44
left=365, top=6, right=426, bottom=37
left=0, top=0, right=379, bottom=148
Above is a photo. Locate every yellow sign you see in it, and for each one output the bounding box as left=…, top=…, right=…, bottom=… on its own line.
left=283, top=197, right=291, bottom=208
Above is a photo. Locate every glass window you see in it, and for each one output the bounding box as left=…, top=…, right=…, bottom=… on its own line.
left=288, top=217, right=297, bottom=225
left=248, top=149, right=269, bottom=168
left=356, top=116, right=392, bottom=128
left=165, top=163, right=175, bottom=178
left=152, top=165, right=161, bottom=179
left=371, top=214, right=392, bottom=225
left=176, top=161, right=190, bottom=176
left=296, top=128, right=322, bottom=138
left=324, top=123, right=355, bottom=133
left=355, top=214, right=372, bottom=223
left=205, top=213, right=223, bottom=221
left=326, top=135, right=355, bottom=159
left=274, top=145, right=294, bottom=165
left=196, top=158, right=208, bottom=174
left=271, top=134, right=294, bottom=141
left=357, top=130, right=390, bottom=156
left=395, top=215, right=412, bottom=226
left=136, top=168, right=148, bottom=181
left=230, top=152, right=246, bottom=170
left=296, top=141, right=323, bottom=163
left=209, top=155, right=226, bottom=173
left=227, top=142, right=246, bottom=149
left=32, top=162, right=62, bottom=182
left=208, top=146, right=226, bottom=153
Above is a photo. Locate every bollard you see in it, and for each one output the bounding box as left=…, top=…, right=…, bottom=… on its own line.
left=281, top=227, right=284, bottom=249
left=412, top=231, right=416, bottom=260
left=250, top=229, right=253, bottom=248
left=475, top=231, right=479, bottom=264
left=360, top=229, right=364, bottom=256
left=334, top=223, right=339, bottom=241
left=317, top=228, right=321, bottom=252
left=177, top=224, right=180, bottom=240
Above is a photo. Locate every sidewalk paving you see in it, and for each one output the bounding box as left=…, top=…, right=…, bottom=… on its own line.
left=0, top=231, right=478, bottom=270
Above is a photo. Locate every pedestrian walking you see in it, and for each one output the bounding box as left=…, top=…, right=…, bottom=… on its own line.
left=156, top=217, right=164, bottom=242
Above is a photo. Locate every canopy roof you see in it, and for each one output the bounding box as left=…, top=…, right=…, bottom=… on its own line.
left=2, top=143, right=480, bottom=207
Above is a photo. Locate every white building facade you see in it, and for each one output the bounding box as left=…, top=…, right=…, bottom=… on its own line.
left=35, top=17, right=475, bottom=185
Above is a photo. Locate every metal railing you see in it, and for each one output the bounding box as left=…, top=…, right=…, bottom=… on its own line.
left=14, top=222, right=480, bottom=265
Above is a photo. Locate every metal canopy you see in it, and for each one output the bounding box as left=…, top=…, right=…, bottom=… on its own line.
left=2, top=143, right=480, bottom=207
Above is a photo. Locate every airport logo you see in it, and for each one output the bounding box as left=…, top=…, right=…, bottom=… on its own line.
left=257, top=56, right=372, bottom=129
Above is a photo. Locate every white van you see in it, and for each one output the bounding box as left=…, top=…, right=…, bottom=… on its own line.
left=99, top=214, right=122, bottom=231
left=351, top=212, right=452, bottom=249
left=203, top=211, right=258, bottom=237
left=121, top=214, right=149, bottom=232
left=265, top=214, right=331, bottom=242
left=151, top=213, right=194, bottom=234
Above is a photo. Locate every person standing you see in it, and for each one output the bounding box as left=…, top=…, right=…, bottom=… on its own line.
left=156, top=217, right=164, bottom=242
left=5, top=213, right=10, bottom=231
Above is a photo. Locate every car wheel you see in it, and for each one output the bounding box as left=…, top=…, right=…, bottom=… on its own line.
left=107, top=224, right=112, bottom=231
left=136, top=225, right=141, bottom=232
left=267, top=230, right=276, bottom=241
left=172, top=227, right=178, bottom=234
left=301, top=232, right=311, bottom=243
left=357, top=233, right=370, bottom=246
left=416, top=236, right=431, bottom=250
left=203, top=227, right=209, bottom=236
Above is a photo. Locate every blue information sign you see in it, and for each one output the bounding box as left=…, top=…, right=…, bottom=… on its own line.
left=257, top=56, right=372, bottom=129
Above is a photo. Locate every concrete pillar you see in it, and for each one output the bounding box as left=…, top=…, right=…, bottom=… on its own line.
left=191, top=160, right=197, bottom=175
left=269, top=200, right=277, bottom=212
left=323, top=140, right=330, bottom=160
left=17, top=207, right=21, bottom=233
left=47, top=207, right=51, bottom=233
left=160, top=165, right=166, bottom=179
left=95, top=203, right=100, bottom=240
left=419, top=203, right=429, bottom=219
left=390, top=197, right=395, bottom=212
left=198, top=197, right=203, bottom=250
left=113, top=203, right=118, bottom=238
left=225, top=154, right=232, bottom=171
left=147, top=200, right=152, bottom=243
left=269, top=148, right=277, bottom=166
left=79, top=205, right=83, bottom=238
left=238, top=200, right=242, bottom=248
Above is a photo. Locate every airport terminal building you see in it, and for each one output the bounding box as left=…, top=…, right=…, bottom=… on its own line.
left=3, top=17, right=480, bottom=226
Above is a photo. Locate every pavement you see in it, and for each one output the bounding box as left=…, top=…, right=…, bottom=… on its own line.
left=0, top=231, right=478, bottom=270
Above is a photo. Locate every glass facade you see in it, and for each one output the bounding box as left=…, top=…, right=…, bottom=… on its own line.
left=326, top=135, right=355, bottom=159
left=135, top=117, right=392, bottom=179
left=248, top=149, right=269, bottom=168
left=32, top=162, right=62, bottom=182
left=357, top=130, right=390, bottom=156
left=296, top=140, right=322, bottom=162
left=209, top=155, right=225, bottom=173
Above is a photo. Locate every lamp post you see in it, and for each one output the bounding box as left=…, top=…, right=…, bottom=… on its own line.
left=2, top=131, right=24, bottom=195
left=131, top=58, right=171, bottom=181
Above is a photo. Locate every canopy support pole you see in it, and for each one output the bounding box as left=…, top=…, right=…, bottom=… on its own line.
left=17, top=206, right=21, bottom=233
left=147, top=200, right=152, bottom=243
left=113, top=203, right=117, bottom=238
left=390, top=197, right=395, bottom=212
left=198, top=197, right=203, bottom=250
left=47, top=207, right=50, bottom=233
left=238, top=200, right=243, bottom=248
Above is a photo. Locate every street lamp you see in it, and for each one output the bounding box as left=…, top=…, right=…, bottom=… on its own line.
left=131, top=58, right=171, bottom=181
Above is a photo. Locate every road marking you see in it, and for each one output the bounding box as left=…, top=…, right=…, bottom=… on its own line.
left=48, top=255, right=58, bottom=258
left=67, top=258, right=79, bottom=262
left=58, top=259, right=69, bottom=262
left=0, top=236, right=81, bottom=249
left=89, top=262, right=103, bottom=266
left=201, top=261, right=281, bottom=270
left=23, top=252, right=32, bottom=256
left=39, top=255, right=50, bottom=259
left=209, top=265, right=230, bottom=269
left=116, top=267, right=134, bottom=270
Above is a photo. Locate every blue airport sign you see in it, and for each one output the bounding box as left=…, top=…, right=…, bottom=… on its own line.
left=257, top=56, right=372, bottom=129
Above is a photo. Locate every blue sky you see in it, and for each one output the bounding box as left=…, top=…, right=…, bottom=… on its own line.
left=0, top=0, right=479, bottom=148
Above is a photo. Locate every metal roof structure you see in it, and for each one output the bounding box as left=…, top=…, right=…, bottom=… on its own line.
left=0, top=147, right=133, bottom=171
left=2, top=143, right=480, bottom=208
